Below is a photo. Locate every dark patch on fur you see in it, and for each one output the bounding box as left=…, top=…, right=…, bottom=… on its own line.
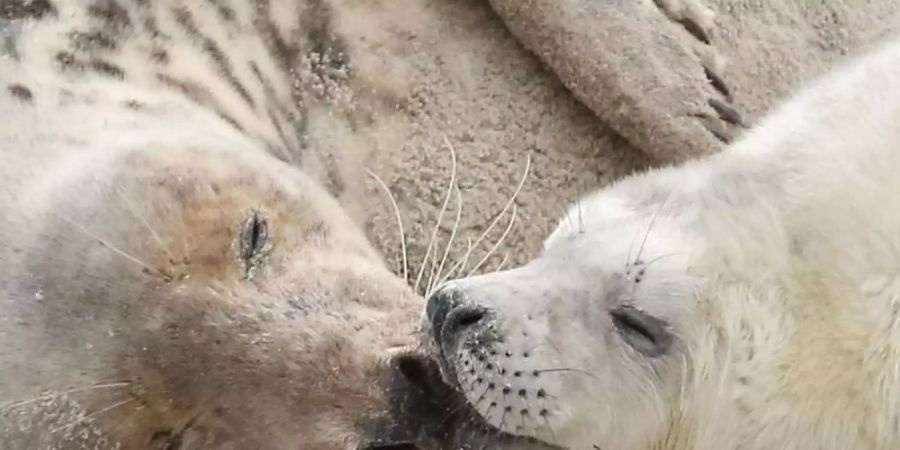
left=217, top=112, right=244, bottom=132
left=124, top=99, right=144, bottom=110
left=57, top=45, right=125, bottom=80
left=88, top=0, right=132, bottom=31
left=252, top=60, right=307, bottom=158
left=250, top=61, right=295, bottom=120
left=200, top=38, right=255, bottom=107
left=70, top=30, right=118, bottom=51
left=56, top=51, right=80, bottom=69
left=206, top=0, right=236, bottom=23
left=172, top=6, right=256, bottom=109
left=0, top=0, right=56, bottom=19
left=157, top=72, right=205, bottom=102
left=265, top=144, right=289, bottom=163
left=217, top=5, right=236, bottom=23
left=143, top=16, right=160, bottom=37
left=251, top=0, right=300, bottom=71
left=90, top=59, right=125, bottom=78
left=249, top=61, right=275, bottom=97
left=8, top=84, right=33, bottom=102
left=267, top=108, right=291, bottom=150
left=150, top=47, right=169, bottom=64
left=157, top=73, right=244, bottom=132
left=171, top=6, right=199, bottom=36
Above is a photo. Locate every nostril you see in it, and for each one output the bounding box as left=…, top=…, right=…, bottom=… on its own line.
left=396, top=355, right=429, bottom=392
left=442, top=306, right=489, bottom=343
left=456, top=308, right=484, bottom=327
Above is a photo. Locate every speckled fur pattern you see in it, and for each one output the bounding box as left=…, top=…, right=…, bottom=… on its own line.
left=425, top=33, right=900, bottom=449
left=0, top=1, right=423, bottom=448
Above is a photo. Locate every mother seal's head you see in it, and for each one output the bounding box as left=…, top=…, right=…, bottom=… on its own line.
left=1, top=142, right=430, bottom=449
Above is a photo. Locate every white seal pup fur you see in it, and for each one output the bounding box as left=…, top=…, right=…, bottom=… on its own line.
left=419, top=32, right=900, bottom=450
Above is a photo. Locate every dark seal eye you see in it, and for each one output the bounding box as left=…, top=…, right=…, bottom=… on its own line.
left=610, top=305, right=673, bottom=357
left=240, top=211, right=269, bottom=275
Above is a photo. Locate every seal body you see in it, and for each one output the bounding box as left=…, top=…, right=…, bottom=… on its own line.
left=421, top=33, right=900, bottom=450
left=0, top=1, right=424, bottom=448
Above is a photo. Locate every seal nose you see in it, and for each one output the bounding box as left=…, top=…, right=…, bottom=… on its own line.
left=427, top=285, right=489, bottom=351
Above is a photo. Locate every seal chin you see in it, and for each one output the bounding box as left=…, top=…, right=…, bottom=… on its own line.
left=379, top=352, right=561, bottom=450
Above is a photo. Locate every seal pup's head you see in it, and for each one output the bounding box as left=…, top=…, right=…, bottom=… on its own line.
left=2, top=141, right=434, bottom=449
left=410, top=170, right=759, bottom=450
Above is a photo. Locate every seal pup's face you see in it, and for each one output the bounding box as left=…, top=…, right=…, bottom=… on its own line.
left=417, top=187, right=706, bottom=449
left=7, top=146, right=430, bottom=449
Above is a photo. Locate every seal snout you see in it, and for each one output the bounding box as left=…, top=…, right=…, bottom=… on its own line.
left=426, top=285, right=495, bottom=359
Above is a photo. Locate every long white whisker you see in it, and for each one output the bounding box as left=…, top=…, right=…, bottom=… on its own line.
left=439, top=236, right=472, bottom=285
left=533, top=367, right=601, bottom=379
left=1, top=382, right=132, bottom=411
left=115, top=190, right=177, bottom=263
left=49, top=398, right=136, bottom=433
left=543, top=415, right=559, bottom=446
left=467, top=203, right=517, bottom=276
left=428, top=183, right=462, bottom=297
left=576, top=186, right=585, bottom=234
left=634, top=191, right=674, bottom=265
left=366, top=169, right=408, bottom=282
left=493, top=252, right=510, bottom=273
left=54, top=214, right=162, bottom=276
left=417, top=136, right=457, bottom=295
left=457, top=153, right=531, bottom=276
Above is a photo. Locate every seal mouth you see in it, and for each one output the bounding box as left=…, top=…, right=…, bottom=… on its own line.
left=438, top=367, right=562, bottom=449
left=385, top=352, right=562, bottom=450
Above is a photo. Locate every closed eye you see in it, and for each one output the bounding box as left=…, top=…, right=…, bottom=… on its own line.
left=610, top=305, right=673, bottom=357
left=240, top=211, right=268, bottom=275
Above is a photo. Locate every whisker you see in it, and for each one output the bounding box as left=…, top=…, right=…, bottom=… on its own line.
left=493, top=252, right=510, bottom=273
left=436, top=400, right=469, bottom=429
left=1, top=381, right=132, bottom=411
left=366, top=169, right=409, bottom=282
left=479, top=401, right=497, bottom=424
left=634, top=191, right=674, bottom=265
left=415, top=136, right=458, bottom=295
left=53, top=214, right=165, bottom=278
left=523, top=343, right=549, bottom=355
left=49, top=398, right=136, bottom=433
left=427, top=137, right=462, bottom=296
left=498, top=405, right=509, bottom=433
left=542, top=415, right=559, bottom=446
left=175, top=208, right=192, bottom=263
left=466, top=203, right=517, bottom=277
left=455, top=153, right=531, bottom=278
left=576, top=187, right=585, bottom=234
left=428, top=183, right=462, bottom=297
left=642, top=252, right=678, bottom=270
left=114, top=189, right=178, bottom=263
left=437, top=236, right=472, bottom=287
left=533, top=367, right=600, bottom=379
